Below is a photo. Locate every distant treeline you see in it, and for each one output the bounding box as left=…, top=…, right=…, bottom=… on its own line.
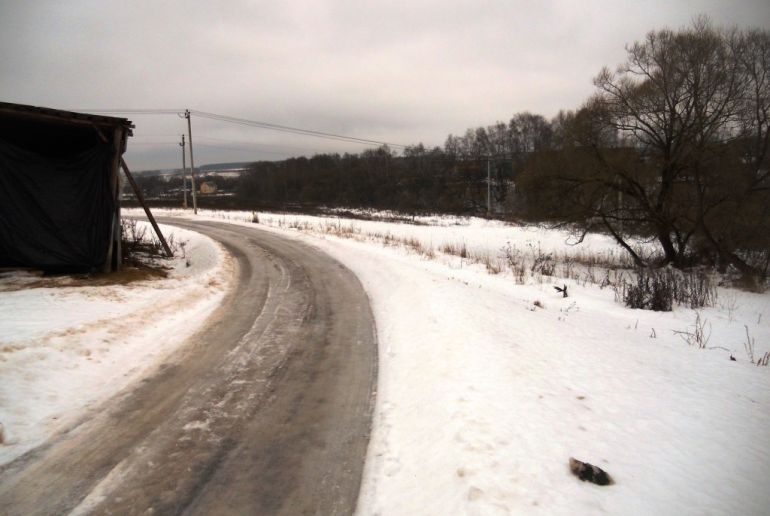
left=135, top=110, right=559, bottom=214
left=234, top=110, right=569, bottom=214
left=240, top=151, right=502, bottom=215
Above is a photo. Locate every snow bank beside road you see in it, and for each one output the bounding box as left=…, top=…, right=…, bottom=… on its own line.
left=261, top=227, right=768, bottom=516
left=0, top=222, right=231, bottom=465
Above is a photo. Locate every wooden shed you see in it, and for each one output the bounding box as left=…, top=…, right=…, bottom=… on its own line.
left=0, top=102, right=133, bottom=272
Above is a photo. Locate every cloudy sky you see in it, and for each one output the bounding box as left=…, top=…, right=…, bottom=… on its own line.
left=2, top=0, right=768, bottom=170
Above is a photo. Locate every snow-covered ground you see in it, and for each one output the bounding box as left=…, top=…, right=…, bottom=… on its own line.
left=142, top=208, right=650, bottom=271
left=4, top=207, right=769, bottom=515
left=126, top=208, right=770, bottom=516
left=0, top=222, right=231, bottom=464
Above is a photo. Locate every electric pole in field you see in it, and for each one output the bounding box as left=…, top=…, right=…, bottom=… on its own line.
left=179, top=134, right=188, bottom=208
left=185, top=109, right=198, bottom=214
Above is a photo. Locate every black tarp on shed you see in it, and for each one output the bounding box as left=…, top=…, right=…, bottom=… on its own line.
left=0, top=103, right=132, bottom=272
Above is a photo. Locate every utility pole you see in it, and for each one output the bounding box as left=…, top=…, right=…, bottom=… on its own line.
left=179, top=134, right=188, bottom=208
left=185, top=109, right=198, bottom=214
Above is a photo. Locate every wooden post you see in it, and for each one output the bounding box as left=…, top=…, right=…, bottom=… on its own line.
left=120, top=158, right=174, bottom=258
left=102, top=126, right=124, bottom=272
left=103, top=213, right=115, bottom=273
left=113, top=126, right=124, bottom=271
left=113, top=209, right=121, bottom=270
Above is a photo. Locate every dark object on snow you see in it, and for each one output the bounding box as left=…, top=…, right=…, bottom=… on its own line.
left=0, top=102, right=133, bottom=272
left=569, top=457, right=613, bottom=486
left=730, top=355, right=737, bottom=361
left=554, top=284, right=568, bottom=298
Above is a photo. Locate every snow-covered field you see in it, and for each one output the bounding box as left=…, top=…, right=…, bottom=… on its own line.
left=4, top=207, right=769, bottom=515
left=146, top=208, right=650, bottom=271
left=0, top=222, right=231, bottom=464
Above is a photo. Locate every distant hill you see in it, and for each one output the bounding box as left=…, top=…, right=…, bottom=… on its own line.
left=135, top=161, right=253, bottom=176
left=199, top=161, right=251, bottom=172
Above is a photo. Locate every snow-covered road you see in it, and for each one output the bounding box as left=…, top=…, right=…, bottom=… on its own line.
left=0, top=219, right=377, bottom=515
left=0, top=223, right=230, bottom=464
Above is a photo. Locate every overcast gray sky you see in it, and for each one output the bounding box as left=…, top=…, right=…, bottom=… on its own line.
left=2, top=0, right=768, bottom=170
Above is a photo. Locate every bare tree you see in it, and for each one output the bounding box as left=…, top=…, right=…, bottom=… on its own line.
left=517, top=19, right=769, bottom=278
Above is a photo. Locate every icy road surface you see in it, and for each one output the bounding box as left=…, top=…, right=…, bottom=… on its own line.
left=0, top=220, right=377, bottom=515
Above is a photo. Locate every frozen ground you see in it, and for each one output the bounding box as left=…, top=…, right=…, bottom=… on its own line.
left=0, top=222, right=231, bottom=465
left=127, top=208, right=770, bottom=516
left=5, top=207, right=769, bottom=515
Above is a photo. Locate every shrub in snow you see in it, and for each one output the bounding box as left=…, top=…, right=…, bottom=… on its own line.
left=619, top=270, right=674, bottom=311
left=121, top=219, right=182, bottom=264
left=673, top=312, right=712, bottom=349
left=530, top=248, right=555, bottom=276
left=614, top=268, right=716, bottom=311
left=744, top=325, right=770, bottom=366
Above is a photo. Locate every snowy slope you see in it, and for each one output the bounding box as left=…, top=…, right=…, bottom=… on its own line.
left=129, top=208, right=770, bottom=516
left=321, top=237, right=770, bottom=516
left=0, top=222, right=231, bottom=465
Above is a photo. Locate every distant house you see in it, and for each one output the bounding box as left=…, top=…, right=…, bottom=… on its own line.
left=0, top=102, right=133, bottom=272
left=199, top=181, right=218, bottom=194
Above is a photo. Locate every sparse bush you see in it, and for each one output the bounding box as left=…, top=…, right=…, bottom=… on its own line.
left=742, top=325, right=768, bottom=366
left=720, top=291, right=739, bottom=322
left=502, top=243, right=527, bottom=283
left=472, top=251, right=503, bottom=274
left=440, top=242, right=468, bottom=258
left=673, top=312, right=711, bottom=349
left=121, top=218, right=148, bottom=256
left=744, top=325, right=756, bottom=364
left=616, top=269, right=675, bottom=311
left=531, top=249, right=555, bottom=276
left=121, top=219, right=181, bottom=265
left=614, top=268, right=716, bottom=311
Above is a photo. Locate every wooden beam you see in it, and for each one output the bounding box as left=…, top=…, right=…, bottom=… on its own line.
left=0, top=103, right=134, bottom=133
left=103, top=126, right=124, bottom=272
left=120, top=158, right=174, bottom=258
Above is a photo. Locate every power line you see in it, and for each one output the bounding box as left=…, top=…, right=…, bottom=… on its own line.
left=195, top=143, right=295, bottom=155
left=73, top=108, right=185, bottom=115
left=195, top=136, right=327, bottom=154
left=130, top=141, right=180, bottom=146
left=191, top=110, right=407, bottom=149
left=74, top=107, right=407, bottom=149
left=128, top=137, right=326, bottom=160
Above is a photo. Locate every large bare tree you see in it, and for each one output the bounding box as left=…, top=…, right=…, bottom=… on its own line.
left=535, top=19, right=770, bottom=277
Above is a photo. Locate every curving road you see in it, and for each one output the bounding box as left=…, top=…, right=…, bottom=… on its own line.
left=0, top=218, right=378, bottom=515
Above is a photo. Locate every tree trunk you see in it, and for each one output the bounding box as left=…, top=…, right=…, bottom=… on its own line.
left=657, top=228, right=679, bottom=265
left=601, top=214, right=645, bottom=267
